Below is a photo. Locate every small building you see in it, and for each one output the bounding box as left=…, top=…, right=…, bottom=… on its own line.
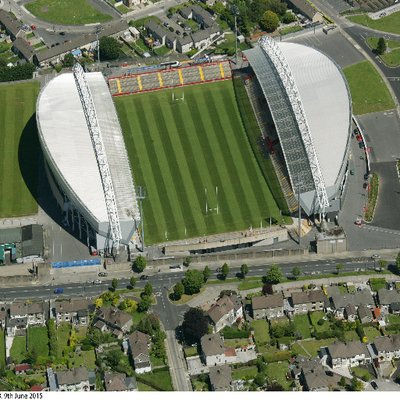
left=94, top=307, right=133, bottom=338
left=357, top=304, right=373, bottom=324
left=330, top=289, right=374, bottom=317
left=191, top=25, right=221, bottom=50
left=0, top=10, right=22, bottom=40
left=251, top=293, right=284, bottom=320
left=180, top=5, right=216, bottom=29
left=207, top=294, right=243, bottom=333
left=344, top=303, right=357, bottom=322
left=128, top=330, right=151, bottom=374
left=56, top=367, right=90, bottom=391
left=377, top=288, right=400, bottom=308
left=15, top=363, right=31, bottom=375
left=176, top=35, right=193, bottom=53
left=315, top=226, right=347, bottom=254
left=12, top=37, right=35, bottom=63
left=209, top=365, right=232, bottom=391
left=290, top=290, right=325, bottom=314
left=286, top=0, right=324, bottom=23
left=201, top=334, right=226, bottom=366
left=372, top=334, right=400, bottom=362
left=327, top=341, right=371, bottom=368
left=104, top=371, right=137, bottom=391
left=145, top=20, right=168, bottom=46
left=390, top=302, right=400, bottom=314
left=54, top=299, right=92, bottom=326
left=9, top=300, right=46, bottom=327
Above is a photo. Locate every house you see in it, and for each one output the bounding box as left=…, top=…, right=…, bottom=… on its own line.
left=0, top=307, right=7, bottom=329
left=290, top=290, right=326, bottom=314
left=9, top=301, right=46, bottom=327
left=145, top=20, right=168, bottom=46
left=128, top=330, right=151, bottom=374
left=390, top=302, right=400, bottom=314
left=201, top=334, right=226, bottom=366
left=291, top=356, right=320, bottom=379
left=7, top=317, right=27, bottom=337
left=207, top=294, right=243, bottom=333
left=372, top=334, right=400, bottom=361
left=330, top=289, right=374, bottom=317
left=209, top=365, right=232, bottom=391
left=286, top=0, right=324, bottom=23
left=191, top=25, right=221, bottom=50
left=344, top=304, right=357, bottom=322
left=54, top=299, right=92, bottom=326
left=176, top=35, right=193, bottom=53
left=94, top=307, right=133, bottom=338
left=357, top=304, right=373, bottom=324
left=327, top=341, right=371, bottom=368
left=14, top=363, right=31, bottom=375
left=12, top=38, right=35, bottom=63
left=377, top=289, right=400, bottom=309
left=180, top=5, right=216, bottom=29
left=301, top=363, right=342, bottom=391
left=56, top=367, right=90, bottom=391
left=104, top=371, right=137, bottom=391
left=251, top=293, right=284, bottom=320
left=0, top=10, right=22, bottom=40
left=47, top=368, right=58, bottom=391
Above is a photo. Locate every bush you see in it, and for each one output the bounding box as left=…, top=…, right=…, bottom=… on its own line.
left=317, top=319, right=325, bottom=326
left=281, top=11, right=296, bottom=23
left=0, top=63, right=36, bottom=82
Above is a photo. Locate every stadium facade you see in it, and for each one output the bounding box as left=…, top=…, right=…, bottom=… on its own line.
left=244, top=37, right=352, bottom=216
left=36, top=64, right=141, bottom=252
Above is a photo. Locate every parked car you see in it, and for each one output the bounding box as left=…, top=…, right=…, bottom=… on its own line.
left=371, top=254, right=381, bottom=260
left=54, top=288, right=64, bottom=294
left=93, top=279, right=102, bottom=285
left=371, top=381, right=378, bottom=390
left=98, top=272, right=108, bottom=277
left=140, top=275, right=149, bottom=280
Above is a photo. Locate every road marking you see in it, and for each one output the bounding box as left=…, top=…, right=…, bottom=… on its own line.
left=178, top=68, right=184, bottom=84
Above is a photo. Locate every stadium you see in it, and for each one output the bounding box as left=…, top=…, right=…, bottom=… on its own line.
left=36, top=36, right=352, bottom=253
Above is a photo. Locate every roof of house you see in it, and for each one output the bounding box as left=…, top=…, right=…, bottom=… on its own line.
left=302, top=367, right=342, bottom=391
left=0, top=10, right=22, bottom=37
left=357, top=304, right=372, bottom=320
left=12, top=37, right=35, bottom=61
left=15, top=363, right=31, bottom=372
left=374, top=334, right=400, bottom=353
left=104, top=371, right=137, bottom=391
left=56, top=367, right=88, bottom=386
left=331, top=289, right=374, bottom=309
left=328, top=341, right=368, bottom=359
left=291, top=289, right=325, bottom=305
left=287, top=0, right=317, bottom=19
left=55, top=298, right=91, bottom=314
left=208, top=365, right=232, bottom=391
left=177, top=35, right=193, bottom=46
left=391, top=302, right=400, bottom=311
left=252, top=293, right=283, bottom=310
left=208, top=295, right=241, bottom=324
left=10, top=301, right=44, bottom=316
left=191, top=25, right=220, bottom=43
left=98, top=307, right=132, bottom=329
left=378, top=289, right=400, bottom=305
left=344, top=303, right=357, bottom=316
left=201, top=334, right=225, bottom=356
left=180, top=6, right=193, bottom=18
left=145, top=20, right=168, bottom=39
left=191, top=5, right=215, bottom=27
left=373, top=307, right=381, bottom=318
left=128, top=330, right=150, bottom=360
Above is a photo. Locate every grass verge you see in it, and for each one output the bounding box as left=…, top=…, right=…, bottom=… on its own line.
left=348, top=12, right=400, bottom=34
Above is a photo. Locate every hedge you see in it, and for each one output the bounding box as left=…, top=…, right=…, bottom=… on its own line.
left=0, top=63, right=36, bottom=82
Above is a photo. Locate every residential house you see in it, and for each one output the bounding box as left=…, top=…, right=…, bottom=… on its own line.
left=330, top=289, right=374, bottom=318
left=301, top=363, right=342, bottom=391
left=145, top=20, right=168, bottom=46
left=180, top=5, right=216, bottom=28
left=377, top=289, right=400, bottom=311
left=104, top=371, right=137, bottom=391
left=176, top=35, right=193, bottom=53
left=0, top=10, right=22, bottom=40
left=9, top=301, right=46, bottom=327
left=344, top=304, right=357, bottom=322
left=201, top=334, right=226, bottom=366
left=390, top=302, right=400, bottom=314
left=0, top=307, right=7, bottom=329
left=209, top=365, right=232, bottom=391
left=128, top=330, right=151, bottom=374
left=12, top=37, right=35, bottom=63
left=7, top=317, right=27, bottom=337
left=291, top=356, right=320, bottom=379
left=290, top=290, right=326, bottom=314
left=54, top=298, right=92, bottom=326
left=327, top=341, right=371, bottom=368
left=372, top=334, right=400, bottom=361
left=357, top=304, right=373, bottom=324
left=286, top=0, right=324, bottom=23
left=15, top=363, right=31, bottom=375
left=251, top=293, right=284, bottom=320
left=191, top=24, right=221, bottom=49
left=207, top=294, right=243, bottom=333
left=94, top=307, right=133, bottom=338
left=56, top=367, right=90, bottom=391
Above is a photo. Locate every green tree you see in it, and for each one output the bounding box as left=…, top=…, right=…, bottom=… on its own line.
left=379, top=259, right=387, bottom=270
left=99, top=36, right=122, bottom=60
left=336, top=264, right=343, bottom=274
left=212, top=1, right=225, bottom=14
left=339, top=376, right=346, bottom=387
left=260, top=10, right=280, bottom=32
left=221, top=263, right=230, bottom=279
left=181, top=308, right=209, bottom=344
left=376, top=37, right=386, bottom=55
left=182, top=269, right=204, bottom=295
left=173, top=282, right=184, bottom=300
left=240, top=264, right=249, bottom=278
left=264, top=264, right=283, bottom=284
left=63, top=53, right=75, bottom=67
left=129, top=276, right=137, bottom=289
left=203, top=266, right=211, bottom=282
left=350, top=377, right=363, bottom=391
left=111, top=278, right=118, bottom=291
left=138, top=296, right=151, bottom=312
left=133, top=255, right=147, bottom=272
left=183, top=256, right=192, bottom=267
left=144, top=282, right=153, bottom=297
left=281, top=11, right=296, bottom=23
left=254, top=372, right=265, bottom=387
left=292, top=266, right=301, bottom=280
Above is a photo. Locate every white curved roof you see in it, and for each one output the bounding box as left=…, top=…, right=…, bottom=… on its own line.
left=277, top=41, right=351, bottom=187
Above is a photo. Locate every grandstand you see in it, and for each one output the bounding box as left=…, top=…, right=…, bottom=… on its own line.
left=36, top=64, right=141, bottom=253
left=108, top=61, right=232, bottom=96
left=243, top=36, right=352, bottom=217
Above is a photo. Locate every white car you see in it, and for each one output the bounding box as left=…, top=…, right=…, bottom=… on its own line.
left=371, top=254, right=381, bottom=260
left=93, top=279, right=102, bottom=285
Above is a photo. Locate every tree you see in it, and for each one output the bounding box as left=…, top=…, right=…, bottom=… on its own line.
left=240, top=264, right=249, bottom=278
left=173, top=282, right=184, bottom=300
left=95, top=298, right=103, bottom=308
left=144, top=282, right=153, bottom=297
left=111, top=278, right=118, bottom=291
left=203, top=266, right=211, bottom=282
left=291, top=266, right=301, bottom=280
left=133, top=255, right=147, bottom=272
left=129, top=276, right=137, bottom=289
left=63, top=53, right=75, bottom=67
left=262, top=283, right=273, bottom=295
left=182, top=269, right=204, bottom=295
left=281, top=11, right=296, bottom=23
left=254, top=372, right=266, bottom=387
left=339, top=376, right=346, bottom=387
left=264, top=264, right=283, bottom=284
left=138, top=296, right=151, bottom=312
left=183, top=256, right=192, bottom=267
left=0, top=63, right=36, bottom=82
left=181, top=308, right=209, bottom=344
left=376, top=37, right=386, bottom=55
left=99, top=36, right=121, bottom=61
left=221, top=263, right=230, bottom=279
left=396, top=252, right=400, bottom=275
left=379, top=259, right=387, bottom=270
left=350, top=377, right=363, bottom=391
left=260, top=10, right=280, bottom=32
left=336, top=264, right=343, bottom=275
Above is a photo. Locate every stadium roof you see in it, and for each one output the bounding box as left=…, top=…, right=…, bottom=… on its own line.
left=37, top=72, right=139, bottom=239
left=244, top=41, right=351, bottom=193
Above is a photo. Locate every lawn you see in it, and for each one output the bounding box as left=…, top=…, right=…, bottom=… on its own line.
left=250, top=320, right=270, bottom=346
left=232, top=365, right=258, bottom=380
left=343, top=60, right=395, bottom=114
left=10, top=336, right=27, bottom=364
left=26, top=0, right=112, bottom=25
left=238, top=279, right=263, bottom=290
left=265, top=361, right=290, bottom=390
left=183, top=346, right=198, bottom=357
left=0, top=82, right=40, bottom=217
left=351, top=366, right=372, bottom=381
left=309, top=311, right=329, bottom=333
left=292, top=338, right=336, bottom=357
left=27, top=326, right=49, bottom=358
left=369, top=277, right=386, bottom=292
left=56, top=324, right=71, bottom=359
left=387, top=314, right=400, bottom=324
left=293, top=314, right=312, bottom=339
left=137, top=382, right=157, bottom=391
left=0, top=330, right=5, bottom=370
left=115, top=80, right=283, bottom=244
left=279, top=25, right=303, bottom=35
left=70, top=350, right=96, bottom=370
left=364, top=326, right=381, bottom=341
left=224, top=338, right=251, bottom=348
left=138, top=369, right=173, bottom=391
left=344, top=330, right=359, bottom=342
left=348, top=12, right=400, bottom=34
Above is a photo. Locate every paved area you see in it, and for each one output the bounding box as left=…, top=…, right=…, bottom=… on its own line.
left=186, top=284, right=238, bottom=308
left=364, top=379, right=400, bottom=391
left=187, top=356, right=209, bottom=376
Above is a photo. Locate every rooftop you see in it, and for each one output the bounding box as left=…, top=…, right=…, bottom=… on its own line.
left=201, top=334, right=225, bottom=356
left=252, top=293, right=283, bottom=310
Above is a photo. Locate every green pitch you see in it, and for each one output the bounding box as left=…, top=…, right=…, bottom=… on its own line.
left=115, top=80, right=283, bottom=244
left=0, top=82, right=39, bottom=218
